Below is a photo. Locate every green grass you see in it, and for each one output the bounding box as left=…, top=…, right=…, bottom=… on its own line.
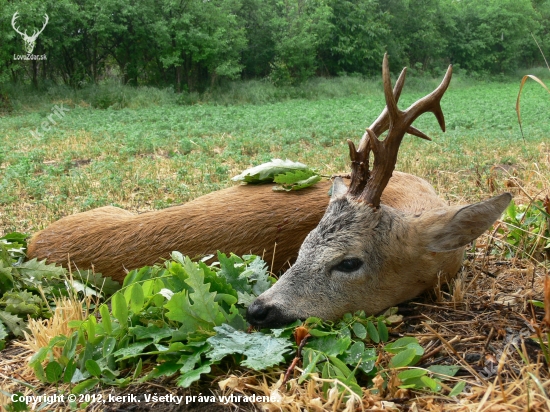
left=1, top=75, right=549, bottom=235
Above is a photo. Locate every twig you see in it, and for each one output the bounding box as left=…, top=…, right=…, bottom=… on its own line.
left=422, top=322, right=488, bottom=386
left=282, top=333, right=311, bottom=385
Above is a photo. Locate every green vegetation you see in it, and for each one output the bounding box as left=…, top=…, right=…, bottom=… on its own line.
left=1, top=76, right=549, bottom=235
left=4, top=249, right=463, bottom=410
left=1, top=0, right=549, bottom=90
left=0, top=232, right=120, bottom=350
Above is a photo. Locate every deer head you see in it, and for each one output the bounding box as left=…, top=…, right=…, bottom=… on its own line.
left=11, top=12, right=49, bottom=54
left=247, top=54, right=512, bottom=328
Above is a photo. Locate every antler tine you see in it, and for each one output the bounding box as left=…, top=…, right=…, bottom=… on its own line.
left=346, top=55, right=453, bottom=208
left=402, top=64, right=452, bottom=133
left=11, top=12, right=27, bottom=36
left=367, top=66, right=407, bottom=138
left=382, top=53, right=399, bottom=124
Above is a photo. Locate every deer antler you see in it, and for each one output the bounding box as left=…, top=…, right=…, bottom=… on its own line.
left=33, top=14, right=49, bottom=39
left=11, top=12, right=27, bottom=37
left=11, top=12, right=49, bottom=39
left=347, top=53, right=452, bottom=207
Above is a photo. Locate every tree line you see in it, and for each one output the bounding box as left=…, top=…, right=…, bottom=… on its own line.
left=0, top=0, right=548, bottom=91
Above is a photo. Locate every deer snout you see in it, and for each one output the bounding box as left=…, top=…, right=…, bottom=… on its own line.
left=246, top=298, right=297, bottom=329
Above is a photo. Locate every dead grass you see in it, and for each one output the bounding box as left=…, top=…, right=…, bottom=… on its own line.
left=1, top=243, right=548, bottom=411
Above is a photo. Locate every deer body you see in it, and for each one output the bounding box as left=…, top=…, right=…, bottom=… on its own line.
left=27, top=172, right=439, bottom=282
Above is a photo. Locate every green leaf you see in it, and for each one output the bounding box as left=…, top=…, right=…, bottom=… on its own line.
left=85, top=359, right=102, bottom=378
left=352, top=322, right=367, bottom=339
left=207, top=324, right=292, bottom=370
left=389, top=348, right=417, bottom=368
left=398, top=368, right=427, bottom=381
left=231, top=159, right=308, bottom=183
left=148, top=361, right=181, bottom=379
left=449, top=380, right=466, bottom=397
left=428, top=365, right=461, bottom=379
left=16, top=258, right=66, bottom=280
left=111, top=292, right=128, bottom=327
left=180, top=344, right=210, bottom=374
left=7, top=392, right=28, bottom=412
left=133, top=358, right=143, bottom=380
left=217, top=252, right=250, bottom=294
left=113, top=341, right=153, bottom=361
left=45, top=361, right=63, bottom=383
left=103, top=337, right=117, bottom=357
left=328, top=355, right=353, bottom=377
left=62, top=335, right=78, bottom=358
left=0, top=321, right=8, bottom=340
left=0, top=261, right=14, bottom=294
left=0, top=310, right=27, bottom=336
left=377, top=320, right=389, bottom=342
left=308, top=328, right=337, bottom=337
left=71, top=378, right=100, bottom=394
left=128, top=283, right=145, bottom=313
left=63, top=359, right=77, bottom=383
left=367, top=321, right=379, bottom=343
left=165, top=257, right=227, bottom=336
left=306, top=334, right=351, bottom=356
left=344, top=341, right=365, bottom=364
left=99, top=304, right=112, bottom=335
left=420, top=376, right=441, bottom=392
left=273, top=170, right=321, bottom=191
left=73, top=270, right=120, bottom=296
left=176, top=363, right=212, bottom=388
left=299, top=350, right=322, bottom=384
left=130, top=325, right=174, bottom=343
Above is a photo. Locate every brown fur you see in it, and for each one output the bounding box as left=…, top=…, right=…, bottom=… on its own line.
left=27, top=172, right=434, bottom=282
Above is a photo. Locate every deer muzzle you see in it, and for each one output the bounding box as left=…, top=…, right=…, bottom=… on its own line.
left=246, top=297, right=299, bottom=328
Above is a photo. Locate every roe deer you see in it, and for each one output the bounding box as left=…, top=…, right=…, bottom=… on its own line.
left=246, top=54, right=512, bottom=328
left=26, top=174, right=424, bottom=282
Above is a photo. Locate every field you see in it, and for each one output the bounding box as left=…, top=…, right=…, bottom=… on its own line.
left=1, top=74, right=550, bottom=411
left=1, top=75, right=549, bottom=235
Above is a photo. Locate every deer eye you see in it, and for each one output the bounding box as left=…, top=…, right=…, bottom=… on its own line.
left=332, top=258, right=363, bottom=273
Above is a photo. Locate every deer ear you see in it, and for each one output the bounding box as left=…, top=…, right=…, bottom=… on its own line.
left=426, top=193, right=512, bottom=252
left=330, top=177, right=348, bottom=200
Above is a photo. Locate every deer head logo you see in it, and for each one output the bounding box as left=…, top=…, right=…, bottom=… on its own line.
left=11, top=12, right=49, bottom=54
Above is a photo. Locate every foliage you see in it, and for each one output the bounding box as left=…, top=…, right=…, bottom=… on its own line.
left=232, top=159, right=321, bottom=191
left=26, top=252, right=282, bottom=393
left=19, top=251, right=466, bottom=404
left=0, top=232, right=120, bottom=349
left=499, top=199, right=550, bottom=259
left=1, top=0, right=550, bottom=90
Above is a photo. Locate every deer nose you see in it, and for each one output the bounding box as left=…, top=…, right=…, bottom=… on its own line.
left=246, top=300, right=271, bottom=324
left=246, top=299, right=291, bottom=328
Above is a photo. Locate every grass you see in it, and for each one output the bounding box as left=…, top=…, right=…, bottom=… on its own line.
left=0, top=74, right=549, bottom=237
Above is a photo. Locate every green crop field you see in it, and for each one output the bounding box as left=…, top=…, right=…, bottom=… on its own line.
left=1, top=76, right=549, bottom=236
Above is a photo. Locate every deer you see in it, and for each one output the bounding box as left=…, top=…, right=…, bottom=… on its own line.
left=11, top=12, right=49, bottom=54
left=28, top=55, right=510, bottom=315
left=26, top=175, right=421, bottom=282
left=246, top=55, right=512, bottom=328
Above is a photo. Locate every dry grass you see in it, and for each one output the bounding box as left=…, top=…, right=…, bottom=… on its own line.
left=1, top=244, right=548, bottom=411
